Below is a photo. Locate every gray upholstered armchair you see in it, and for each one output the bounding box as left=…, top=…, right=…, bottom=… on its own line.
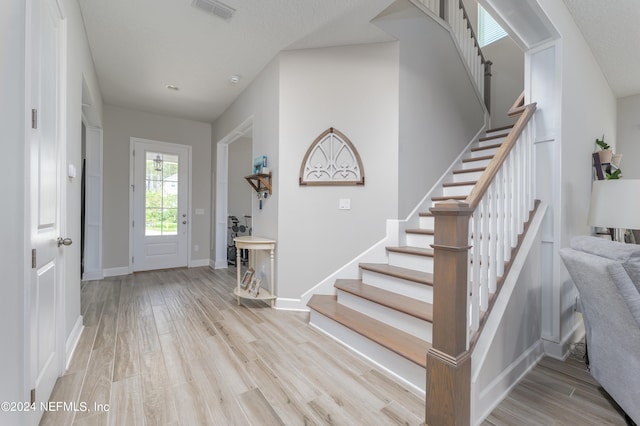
left=560, top=236, right=640, bottom=424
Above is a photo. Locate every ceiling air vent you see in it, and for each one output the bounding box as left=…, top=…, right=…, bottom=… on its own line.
left=192, top=0, right=236, bottom=21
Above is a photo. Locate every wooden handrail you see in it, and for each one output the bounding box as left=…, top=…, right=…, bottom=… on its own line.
left=465, top=102, right=536, bottom=210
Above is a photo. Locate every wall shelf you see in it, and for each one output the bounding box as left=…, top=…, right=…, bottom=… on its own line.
left=244, top=172, right=272, bottom=195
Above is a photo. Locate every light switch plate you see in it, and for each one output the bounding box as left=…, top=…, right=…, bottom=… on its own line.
left=195, top=208, right=205, bottom=215
left=339, top=198, right=351, bottom=210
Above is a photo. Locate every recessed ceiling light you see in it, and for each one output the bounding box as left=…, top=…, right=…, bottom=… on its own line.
left=230, top=75, right=240, bottom=84
left=166, top=84, right=180, bottom=91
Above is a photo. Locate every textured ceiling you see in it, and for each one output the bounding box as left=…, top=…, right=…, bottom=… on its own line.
left=562, top=0, right=640, bottom=98
left=78, top=0, right=395, bottom=123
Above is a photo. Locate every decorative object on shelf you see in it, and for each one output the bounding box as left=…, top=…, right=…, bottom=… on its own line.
left=593, top=135, right=622, bottom=180
left=248, top=275, right=261, bottom=297
left=588, top=179, right=640, bottom=242
left=299, top=127, right=365, bottom=186
left=253, top=155, right=268, bottom=174
left=240, top=268, right=254, bottom=290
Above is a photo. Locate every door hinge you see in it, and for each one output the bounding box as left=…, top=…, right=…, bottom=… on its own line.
left=131, top=184, right=134, bottom=192
left=30, top=388, right=35, bottom=404
left=132, top=256, right=134, bottom=264
left=132, top=220, right=134, bottom=228
left=31, top=249, right=36, bottom=268
left=31, top=109, right=37, bottom=129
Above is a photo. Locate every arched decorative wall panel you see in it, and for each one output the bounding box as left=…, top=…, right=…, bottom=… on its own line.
left=299, top=128, right=365, bottom=186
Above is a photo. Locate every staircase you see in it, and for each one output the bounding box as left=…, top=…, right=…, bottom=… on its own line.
left=307, top=124, right=514, bottom=392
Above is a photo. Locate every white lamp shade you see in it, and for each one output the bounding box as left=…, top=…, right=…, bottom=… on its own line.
left=588, top=179, right=640, bottom=229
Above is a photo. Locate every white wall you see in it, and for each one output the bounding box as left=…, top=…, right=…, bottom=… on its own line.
left=277, top=42, right=400, bottom=300
left=375, top=2, right=485, bottom=217
left=102, top=105, right=212, bottom=269
left=1, top=1, right=27, bottom=420
left=483, top=36, right=524, bottom=125
left=228, top=137, right=253, bottom=223
left=211, top=58, right=280, bottom=265
left=617, top=94, right=640, bottom=179
left=62, top=0, right=104, bottom=343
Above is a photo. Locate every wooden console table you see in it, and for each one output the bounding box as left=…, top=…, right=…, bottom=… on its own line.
left=233, top=236, right=276, bottom=307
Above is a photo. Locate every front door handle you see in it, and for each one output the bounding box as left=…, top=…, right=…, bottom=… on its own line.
left=57, top=237, right=72, bottom=247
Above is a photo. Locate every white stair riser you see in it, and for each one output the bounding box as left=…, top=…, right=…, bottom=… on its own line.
left=478, top=137, right=506, bottom=147
left=406, top=233, right=433, bottom=248
left=419, top=216, right=434, bottom=228
left=442, top=185, right=474, bottom=197
left=405, top=233, right=434, bottom=248
left=337, top=291, right=432, bottom=342
left=388, top=251, right=433, bottom=274
left=470, top=146, right=499, bottom=158
left=462, top=158, right=492, bottom=169
left=361, top=270, right=433, bottom=303
left=453, top=170, right=484, bottom=182
left=309, top=311, right=426, bottom=392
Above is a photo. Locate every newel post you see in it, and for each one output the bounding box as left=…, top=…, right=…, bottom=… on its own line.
left=426, top=200, right=472, bottom=426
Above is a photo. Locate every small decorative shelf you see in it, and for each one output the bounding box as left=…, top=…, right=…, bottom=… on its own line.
left=244, top=172, right=272, bottom=195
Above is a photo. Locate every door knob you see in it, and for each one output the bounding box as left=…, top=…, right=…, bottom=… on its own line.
left=182, top=221, right=187, bottom=225
left=57, top=237, right=72, bottom=247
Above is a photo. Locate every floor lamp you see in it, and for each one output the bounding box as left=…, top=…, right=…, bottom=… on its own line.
left=587, top=179, right=640, bottom=242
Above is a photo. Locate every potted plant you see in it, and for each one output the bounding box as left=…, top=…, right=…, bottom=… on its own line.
left=595, top=135, right=613, bottom=164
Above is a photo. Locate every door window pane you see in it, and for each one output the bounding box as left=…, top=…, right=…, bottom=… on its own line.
left=145, top=151, right=179, bottom=236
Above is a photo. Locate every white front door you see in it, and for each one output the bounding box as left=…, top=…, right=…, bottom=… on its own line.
left=132, top=139, right=190, bottom=271
left=29, top=0, right=65, bottom=420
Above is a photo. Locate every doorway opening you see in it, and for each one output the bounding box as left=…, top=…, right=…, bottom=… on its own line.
left=214, top=116, right=253, bottom=269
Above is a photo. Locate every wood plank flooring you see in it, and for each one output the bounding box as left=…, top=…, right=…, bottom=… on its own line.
left=41, top=267, right=626, bottom=425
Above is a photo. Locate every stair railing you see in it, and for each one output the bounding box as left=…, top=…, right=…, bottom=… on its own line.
left=412, top=0, right=492, bottom=112
left=426, top=94, right=537, bottom=425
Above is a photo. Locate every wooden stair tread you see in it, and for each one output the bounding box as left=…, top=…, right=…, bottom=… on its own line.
left=308, top=295, right=430, bottom=367
left=471, top=142, right=502, bottom=152
left=405, top=228, right=434, bottom=235
left=418, top=211, right=433, bottom=217
left=479, top=132, right=509, bottom=142
left=462, top=155, right=493, bottom=163
left=442, top=180, right=477, bottom=187
left=386, top=246, right=434, bottom=257
left=486, top=124, right=514, bottom=133
left=453, top=167, right=485, bottom=174
left=335, top=279, right=433, bottom=322
left=359, top=263, right=433, bottom=285
left=432, top=195, right=466, bottom=201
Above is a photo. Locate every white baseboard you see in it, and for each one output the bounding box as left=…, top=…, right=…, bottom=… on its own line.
left=473, top=340, right=544, bottom=425
left=103, top=266, right=130, bottom=277
left=543, top=320, right=585, bottom=360
left=275, top=298, right=308, bottom=311
left=189, top=259, right=210, bottom=268
left=65, top=316, right=84, bottom=371
left=82, top=270, right=104, bottom=281
left=213, top=259, right=228, bottom=269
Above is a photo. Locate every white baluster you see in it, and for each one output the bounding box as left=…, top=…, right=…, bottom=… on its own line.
left=496, top=167, right=505, bottom=278
left=480, top=197, right=489, bottom=312
left=489, top=182, right=497, bottom=293
left=471, top=208, right=481, bottom=332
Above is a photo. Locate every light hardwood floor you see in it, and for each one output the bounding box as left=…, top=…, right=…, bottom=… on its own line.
left=41, top=267, right=626, bottom=425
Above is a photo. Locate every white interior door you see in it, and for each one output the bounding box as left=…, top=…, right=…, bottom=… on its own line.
left=29, top=0, right=64, bottom=419
left=133, top=139, right=190, bottom=271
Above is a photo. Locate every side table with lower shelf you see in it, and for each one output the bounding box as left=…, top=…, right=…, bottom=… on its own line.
left=233, top=236, right=276, bottom=307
